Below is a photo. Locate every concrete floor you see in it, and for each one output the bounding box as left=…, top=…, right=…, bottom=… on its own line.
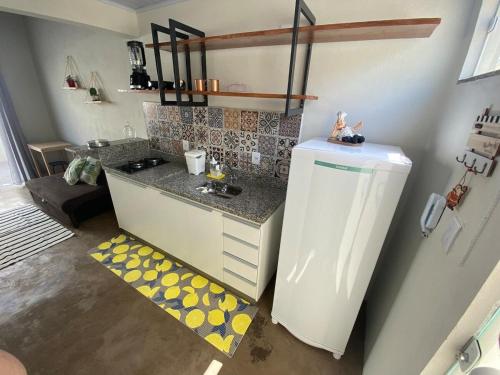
left=0, top=187, right=364, bottom=375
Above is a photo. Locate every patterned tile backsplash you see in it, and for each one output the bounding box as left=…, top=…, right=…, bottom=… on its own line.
left=143, top=102, right=302, bottom=181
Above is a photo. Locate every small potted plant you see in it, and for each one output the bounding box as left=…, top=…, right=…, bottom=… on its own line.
left=89, top=87, right=100, bottom=101
left=66, top=75, right=79, bottom=88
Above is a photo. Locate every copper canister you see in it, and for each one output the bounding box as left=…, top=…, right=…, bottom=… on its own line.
left=194, top=79, right=206, bottom=91
left=208, top=79, right=220, bottom=92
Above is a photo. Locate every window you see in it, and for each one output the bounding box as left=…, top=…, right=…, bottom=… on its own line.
left=460, top=0, right=500, bottom=81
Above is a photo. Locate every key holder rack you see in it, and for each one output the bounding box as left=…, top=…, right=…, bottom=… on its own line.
left=455, top=107, right=499, bottom=177
left=455, top=150, right=495, bottom=176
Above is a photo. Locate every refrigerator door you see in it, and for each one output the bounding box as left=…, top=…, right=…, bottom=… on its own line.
left=272, top=142, right=410, bottom=357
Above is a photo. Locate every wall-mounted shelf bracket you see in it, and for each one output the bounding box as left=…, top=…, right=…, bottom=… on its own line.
left=285, top=0, right=316, bottom=117
left=169, top=19, right=208, bottom=107
left=151, top=22, right=208, bottom=106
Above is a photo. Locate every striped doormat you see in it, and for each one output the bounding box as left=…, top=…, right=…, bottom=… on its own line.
left=0, top=204, right=74, bottom=270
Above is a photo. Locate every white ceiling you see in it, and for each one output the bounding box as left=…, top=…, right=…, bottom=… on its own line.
left=100, top=0, right=187, bottom=11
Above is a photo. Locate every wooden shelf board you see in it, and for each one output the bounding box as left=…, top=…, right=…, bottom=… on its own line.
left=146, top=18, right=441, bottom=52
left=118, top=89, right=317, bottom=100
left=117, top=89, right=159, bottom=93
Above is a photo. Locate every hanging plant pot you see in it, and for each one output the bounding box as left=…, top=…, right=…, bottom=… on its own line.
left=66, top=75, right=79, bottom=88
left=89, top=87, right=100, bottom=101
left=62, top=56, right=82, bottom=89
left=84, top=72, right=105, bottom=104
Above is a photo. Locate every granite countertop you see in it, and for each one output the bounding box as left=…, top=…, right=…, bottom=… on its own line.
left=103, top=156, right=287, bottom=224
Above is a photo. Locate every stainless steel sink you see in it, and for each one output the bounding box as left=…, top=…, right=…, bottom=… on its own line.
left=196, top=181, right=243, bottom=199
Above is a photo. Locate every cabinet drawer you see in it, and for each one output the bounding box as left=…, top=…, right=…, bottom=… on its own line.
left=223, top=235, right=259, bottom=266
left=223, top=253, right=257, bottom=283
left=223, top=269, right=256, bottom=299
left=223, top=215, right=260, bottom=246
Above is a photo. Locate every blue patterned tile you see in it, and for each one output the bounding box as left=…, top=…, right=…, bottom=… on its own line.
left=279, top=114, right=302, bottom=137
left=158, top=120, right=170, bottom=138
left=194, top=125, right=209, bottom=146
left=210, top=129, right=223, bottom=146
left=157, top=105, right=169, bottom=121
left=209, top=145, right=224, bottom=163
left=182, top=124, right=195, bottom=142
left=258, top=135, right=277, bottom=156
left=277, top=136, right=297, bottom=159
left=225, top=149, right=239, bottom=169
left=241, top=111, right=258, bottom=132
left=170, top=122, right=182, bottom=141
left=275, top=158, right=291, bottom=181
left=258, top=111, right=280, bottom=135
left=223, top=130, right=240, bottom=150
left=193, top=107, right=208, bottom=126
left=224, top=108, right=240, bottom=130
left=167, top=106, right=181, bottom=122
left=180, top=107, right=193, bottom=125
left=208, top=107, right=223, bottom=128
left=239, top=131, right=258, bottom=153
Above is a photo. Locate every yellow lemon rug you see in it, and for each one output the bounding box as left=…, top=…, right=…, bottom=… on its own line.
left=89, top=233, right=257, bottom=357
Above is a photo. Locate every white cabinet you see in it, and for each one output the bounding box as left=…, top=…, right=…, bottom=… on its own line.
left=221, top=207, right=285, bottom=301
left=105, top=172, right=158, bottom=241
left=106, top=171, right=284, bottom=301
left=153, top=191, right=223, bottom=280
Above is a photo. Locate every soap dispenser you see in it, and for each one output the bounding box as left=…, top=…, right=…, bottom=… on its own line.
left=209, top=156, right=221, bottom=177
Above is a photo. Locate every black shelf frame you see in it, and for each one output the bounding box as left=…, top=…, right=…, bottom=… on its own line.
left=169, top=19, right=208, bottom=106
left=150, top=22, right=208, bottom=106
left=150, top=0, right=315, bottom=116
left=285, top=0, right=316, bottom=117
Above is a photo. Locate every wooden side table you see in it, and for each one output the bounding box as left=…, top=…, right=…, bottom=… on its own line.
left=28, top=141, right=72, bottom=177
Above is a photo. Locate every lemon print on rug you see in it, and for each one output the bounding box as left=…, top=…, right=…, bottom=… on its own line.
left=89, top=233, right=257, bottom=357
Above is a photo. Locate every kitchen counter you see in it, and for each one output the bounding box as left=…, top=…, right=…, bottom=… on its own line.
left=103, top=157, right=287, bottom=224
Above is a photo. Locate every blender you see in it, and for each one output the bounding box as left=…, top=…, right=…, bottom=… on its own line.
left=127, top=41, right=150, bottom=89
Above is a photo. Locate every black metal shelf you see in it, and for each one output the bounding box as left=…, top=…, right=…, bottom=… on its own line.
left=150, top=0, right=314, bottom=116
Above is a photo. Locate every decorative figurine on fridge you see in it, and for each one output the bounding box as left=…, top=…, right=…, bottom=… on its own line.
left=328, top=111, right=365, bottom=146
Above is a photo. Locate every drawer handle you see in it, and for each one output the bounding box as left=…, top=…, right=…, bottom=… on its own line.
left=222, top=213, right=260, bottom=228
left=108, top=171, right=148, bottom=189
left=224, top=268, right=257, bottom=286
left=160, top=191, right=212, bottom=212
left=223, top=251, right=258, bottom=268
left=223, top=233, right=259, bottom=249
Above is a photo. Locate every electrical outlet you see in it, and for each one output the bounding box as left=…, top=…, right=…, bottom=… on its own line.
left=182, top=140, right=190, bottom=152
left=252, top=151, right=261, bottom=165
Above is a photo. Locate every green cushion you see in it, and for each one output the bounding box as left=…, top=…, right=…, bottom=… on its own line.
left=63, top=157, right=86, bottom=185
left=79, top=156, right=102, bottom=186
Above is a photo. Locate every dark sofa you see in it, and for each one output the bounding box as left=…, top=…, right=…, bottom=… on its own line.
left=25, top=172, right=112, bottom=228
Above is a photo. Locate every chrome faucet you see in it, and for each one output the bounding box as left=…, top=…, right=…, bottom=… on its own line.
left=224, top=163, right=237, bottom=184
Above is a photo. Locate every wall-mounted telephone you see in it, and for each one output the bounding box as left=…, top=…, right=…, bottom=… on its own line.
left=420, top=193, right=447, bottom=237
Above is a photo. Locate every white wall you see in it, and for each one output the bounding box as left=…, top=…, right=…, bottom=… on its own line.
left=0, top=0, right=138, bottom=36
left=364, top=37, right=500, bottom=375
left=422, top=262, right=500, bottom=374
left=0, top=12, right=58, bottom=143
left=22, top=0, right=473, bottom=164
left=137, top=0, right=471, bottom=166
left=25, top=17, right=149, bottom=145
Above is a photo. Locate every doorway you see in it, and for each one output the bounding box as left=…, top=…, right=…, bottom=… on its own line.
left=0, top=135, right=12, bottom=186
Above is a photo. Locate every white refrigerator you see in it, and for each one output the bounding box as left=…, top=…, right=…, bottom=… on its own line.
left=271, top=138, right=412, bottom=359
